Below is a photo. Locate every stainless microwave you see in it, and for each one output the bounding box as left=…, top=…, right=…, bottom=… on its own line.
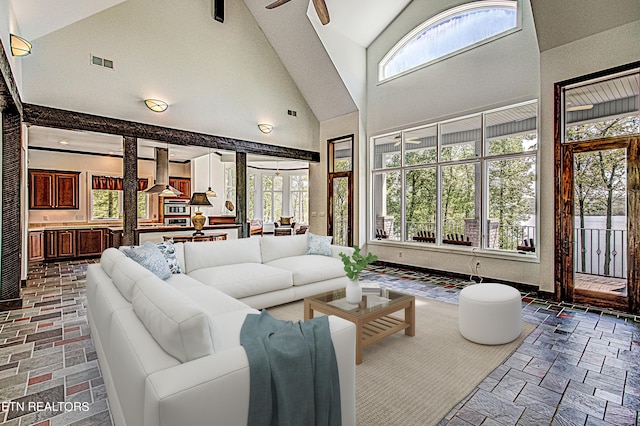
left=164, top=217, right=189, bottom=226
left=164, top=200, right=189, bottom=215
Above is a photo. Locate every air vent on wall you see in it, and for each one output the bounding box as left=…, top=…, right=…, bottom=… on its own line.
left=288, top=109, right=297, bottom=117
left=91, top=54, right=114, bottom=69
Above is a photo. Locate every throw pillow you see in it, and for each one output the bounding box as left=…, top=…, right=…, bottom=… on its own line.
left=124, top=241, right=172, bottom=280
left=280, top=216, right=292, bottom=226
left=157, top=239, right=182, bottom=274
left=306, top=232, right=333, bottom=257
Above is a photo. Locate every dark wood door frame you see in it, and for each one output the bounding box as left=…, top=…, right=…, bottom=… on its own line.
left=327, top=135, right=354, bottom=247
left=558, top=136, right=638, bottom=312
left=554, top=64, right=640, bottom=314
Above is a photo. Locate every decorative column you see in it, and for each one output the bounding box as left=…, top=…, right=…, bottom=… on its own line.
left=236, top=152, right=248, bottom=238
left=122, top=136, right=138, bottom=246
left=1, top=110, right=23, bottom=310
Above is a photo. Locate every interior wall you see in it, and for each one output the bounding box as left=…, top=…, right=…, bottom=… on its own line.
left=27, top=150, right=191, bottom=224
left=366, top=0, right=540, bottom=135
left=191, top=153, right=226, bottom=214
left=18, top=0, right=319, bottom=151
left=364, top=0, right=544, bottom=288
left=310, top=112, right=360, bottom=238
left=537, top=20, right=640, bottom=291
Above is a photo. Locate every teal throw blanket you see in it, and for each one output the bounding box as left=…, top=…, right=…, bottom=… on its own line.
left=240, top=310, right=341, bottom=426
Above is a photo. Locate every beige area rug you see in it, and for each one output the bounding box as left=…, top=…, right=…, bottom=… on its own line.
left=267, top=297, right=536, bottom=426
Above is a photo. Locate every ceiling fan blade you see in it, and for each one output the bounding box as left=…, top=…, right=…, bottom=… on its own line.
left=266, top=0, right=292, bottom=10
left=312, top=0, right=330, bottom=24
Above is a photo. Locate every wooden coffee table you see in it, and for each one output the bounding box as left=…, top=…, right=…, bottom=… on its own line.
left=304, top=288, right=415, bottom=364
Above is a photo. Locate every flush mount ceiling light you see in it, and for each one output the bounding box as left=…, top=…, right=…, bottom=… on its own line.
left=144, top=99, right=169, bottom=113
left=10, top=34, right=32, bottom=56
left=258, top=123, right=273, bottom=134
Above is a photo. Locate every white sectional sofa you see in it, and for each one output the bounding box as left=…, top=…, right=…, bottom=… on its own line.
left=86, top=234, right=356, bottom=426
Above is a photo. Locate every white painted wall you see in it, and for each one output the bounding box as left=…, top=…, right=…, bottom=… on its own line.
left=366, top=0, right=540, bottom=135
left=364, top=0, right=639, bottom=293
left=310, top=112, right=360, bottom=239
left=364, top=0, right=544, bottom=289
left=0, top=0, right=24, bottom=93
left=18, top=0, right=319, bottom=151
left=27, top=149, right=190, bottom=224
left=191, top=153, right=226, bottom=216
left=537, top=20, right=640, bottom=291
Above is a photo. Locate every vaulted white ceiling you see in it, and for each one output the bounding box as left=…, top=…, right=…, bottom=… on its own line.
left=10, top=0, right=640, bottom=162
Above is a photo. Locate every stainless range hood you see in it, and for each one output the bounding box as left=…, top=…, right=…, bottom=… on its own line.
left=144, top=147, right=182, bottom=196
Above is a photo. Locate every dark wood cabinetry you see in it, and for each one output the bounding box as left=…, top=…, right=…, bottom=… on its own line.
left=39, top=228, right=109, bottom=260
left=77, top=229, right=105, bottom=257
left=169, top=177, right=191, bottom=198
left=45, top=229, right=76, bottom=259
left=29, top=169, right=80, bottom=209
left=28, top=231, right=45, bottom=262
left=108, top=229, right=124, bottom=249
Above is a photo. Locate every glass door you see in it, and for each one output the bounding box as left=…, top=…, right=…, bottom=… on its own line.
left=556, top=66, right=640, bottom=313
left=560, top=141, right=635, bottom=311
left=328, top=135, right=354, bottom=247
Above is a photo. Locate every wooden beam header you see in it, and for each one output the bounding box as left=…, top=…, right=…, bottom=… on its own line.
left=23, top=103, right=320, bottom=162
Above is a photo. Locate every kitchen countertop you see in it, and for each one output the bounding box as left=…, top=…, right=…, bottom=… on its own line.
left=28, top=223, right=242, bottom=232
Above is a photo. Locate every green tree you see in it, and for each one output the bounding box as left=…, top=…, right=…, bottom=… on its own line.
left=568, top=116, right=636, bottom=276
left=487, top=136, right=536, bottom=249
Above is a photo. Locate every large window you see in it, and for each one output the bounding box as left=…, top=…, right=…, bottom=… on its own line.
left=262, top=174, right=283, bottom=223
left=90, top=175, right=148, bottom=220
left=379, top=0, right=518, bottom=82
left=371, top=101, right=537, bottom=253
left=290, top=175, right=309, bottom=224
left=248, top=174, right=256, bottom=220
left=91, top=190, right=147, bottom=220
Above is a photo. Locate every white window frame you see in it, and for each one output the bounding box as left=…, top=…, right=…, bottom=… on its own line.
left=378, top=0, right=521, bottom=83
left=369, top=100, right=539, bottom=258
left=88, top=174, right=149, bottom=221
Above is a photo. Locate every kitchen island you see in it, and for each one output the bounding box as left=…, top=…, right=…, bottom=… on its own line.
left=28, top=223, right=242, bottom=261
left=110, top=224, right=242, bottom=247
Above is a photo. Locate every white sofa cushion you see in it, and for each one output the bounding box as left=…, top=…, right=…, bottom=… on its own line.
left=266, top=255, right=347, bottom=286
left=132, top=276, right=215, bottom=363
left=260, top=234, right=308, bottom=263
left=188, top=263, right=293, bottom=299
left=209, top=308, right=259, bottom=352
left=111, top=257, right=156, bottom=302
left=174, top=285, right=253, bottom=315
left=183, top=238, right=261, bottom=273
left=100, top=247, right=127, bottom=277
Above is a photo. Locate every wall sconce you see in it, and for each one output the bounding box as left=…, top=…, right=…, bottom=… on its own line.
left=10, top=34, right=32, bottom=57
left=144, top=99, right=169, bottom=113
left=258, top=123, right=273, bottom=134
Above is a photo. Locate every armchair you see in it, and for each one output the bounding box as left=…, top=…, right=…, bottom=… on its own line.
left=274, top=217, right=295, bottom=236
left=248, top=219, right=263, bottom=236
left=274, top=216, right=295, bottom=229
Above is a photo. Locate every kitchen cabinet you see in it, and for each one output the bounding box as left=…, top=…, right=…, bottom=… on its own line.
left=108, top=229, right=124, bottom=249
left=77, top=229, right=105, bottom=257
left=169, top=177, right=191, bottom=198
left=29, top=169, right=80, bottom=209
left=28, top=231, right=45, bottom=262
left=45, top=229, right=77, bottom=259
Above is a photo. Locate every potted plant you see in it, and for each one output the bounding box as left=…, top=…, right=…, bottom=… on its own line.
left=339, top=246, right=378, bottom=303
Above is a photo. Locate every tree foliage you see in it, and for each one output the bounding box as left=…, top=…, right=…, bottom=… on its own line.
left=569, top=116, right=636, bottom=275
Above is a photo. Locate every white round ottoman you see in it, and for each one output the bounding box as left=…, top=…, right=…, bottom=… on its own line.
left=459, top=283, right=521, bottom=345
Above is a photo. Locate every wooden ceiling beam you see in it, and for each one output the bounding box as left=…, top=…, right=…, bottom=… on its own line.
left=22, top=103, right=320, bottom=162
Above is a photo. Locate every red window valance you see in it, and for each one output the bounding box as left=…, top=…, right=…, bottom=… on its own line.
left=92, top=176, right=148, bottom=191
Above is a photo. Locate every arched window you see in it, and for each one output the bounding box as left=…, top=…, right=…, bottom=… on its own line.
left=379, top=1, right=519, bottom=82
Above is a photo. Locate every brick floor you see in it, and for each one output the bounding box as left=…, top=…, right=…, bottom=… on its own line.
left=0, top=260, right=637, bottom=425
